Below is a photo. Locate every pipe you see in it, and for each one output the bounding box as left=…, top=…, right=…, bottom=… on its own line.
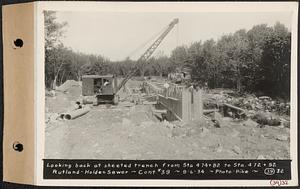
left=64, top=107, right=90, bottom=120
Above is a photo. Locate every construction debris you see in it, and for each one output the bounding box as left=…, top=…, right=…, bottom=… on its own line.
left=204, top=90, right=290, bottom=116
left=222, top=103, right=246, bottom=119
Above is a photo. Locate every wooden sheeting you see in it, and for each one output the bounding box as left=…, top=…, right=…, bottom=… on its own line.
left=143, top=81, right=203, bottom=122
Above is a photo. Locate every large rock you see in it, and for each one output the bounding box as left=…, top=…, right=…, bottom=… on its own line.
left=252, top=111, right=281, bottom=126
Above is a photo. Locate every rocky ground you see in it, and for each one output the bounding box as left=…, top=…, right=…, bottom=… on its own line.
left=45, top=79, right=290, bottom=159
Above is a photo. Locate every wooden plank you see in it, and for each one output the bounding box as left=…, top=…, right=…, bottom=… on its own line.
left=157, top=94, right=179, bottom=101
left=159, top=101, right=183, bottom=121
left=223, top=103, right=245, bottom=112
left=152, top=109, right=168, bottom=114
left=181, top=89, right=191, bottom=122
left=203, top=109, right=219, bottom=114
left=143, top=101, right=157, bottom=105
left=193, top=89, right=203, bottom=120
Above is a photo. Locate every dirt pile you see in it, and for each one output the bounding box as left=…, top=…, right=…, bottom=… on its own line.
left=56, top=80, right=81, bottom=92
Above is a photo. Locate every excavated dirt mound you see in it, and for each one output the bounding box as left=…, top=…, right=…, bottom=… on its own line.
left=56, top=80, right=81, bottom=92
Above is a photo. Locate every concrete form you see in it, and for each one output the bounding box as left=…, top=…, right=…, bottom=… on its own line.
left=143, top=81, right=203, bottom=122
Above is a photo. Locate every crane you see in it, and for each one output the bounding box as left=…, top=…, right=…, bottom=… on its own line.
left=81, top=18, right=179, bottom=105
left=116, top=18, right=179, bottom=93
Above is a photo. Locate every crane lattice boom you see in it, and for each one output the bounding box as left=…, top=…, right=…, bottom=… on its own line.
left=117, top=18, right=179, bottom=92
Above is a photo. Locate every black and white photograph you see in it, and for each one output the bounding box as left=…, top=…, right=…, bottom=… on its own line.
left=44, top=6, right=294, bottom=161
left=1, top=1, right=297, bottom=187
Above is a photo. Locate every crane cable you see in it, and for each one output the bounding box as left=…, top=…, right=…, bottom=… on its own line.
left=173, top=21, right=179, bottom=65
left=176, top=20, right=179, bottom=47
left=126, top=24, right=169, bottom=60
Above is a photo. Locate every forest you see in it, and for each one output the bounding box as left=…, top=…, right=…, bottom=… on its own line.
left=45, top=11, right=291, bottom=99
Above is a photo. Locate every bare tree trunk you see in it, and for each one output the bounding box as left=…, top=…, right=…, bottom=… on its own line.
left=59, top=70, right=66, bottom=86
left=77, top=71, right=81, bottom=81
left=52, top=62, right=64, bottom=90
left=237, top=65, right=242, bottom=92
left=237, top=77, right=241, bottom=92
left=52, top=77, right=57, bottom=90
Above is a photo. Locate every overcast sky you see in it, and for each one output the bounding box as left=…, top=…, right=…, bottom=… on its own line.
left=55, top=11, right=292, bottom=61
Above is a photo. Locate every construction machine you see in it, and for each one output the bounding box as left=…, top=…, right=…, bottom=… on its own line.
left=81, top=18, right=179, bottom=105
left=82, top=75, right=119, bottom=105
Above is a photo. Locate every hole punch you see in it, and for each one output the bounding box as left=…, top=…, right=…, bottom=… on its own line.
left=13, top=142, right=23, bottom=152
left=13, top=38, right=24, bottom=49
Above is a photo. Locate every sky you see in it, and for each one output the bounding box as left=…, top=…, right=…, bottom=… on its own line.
left=55, top=11, right=292, bottom=61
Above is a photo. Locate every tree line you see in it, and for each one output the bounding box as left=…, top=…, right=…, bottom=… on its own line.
left=45, top=11, right=291, bottom=99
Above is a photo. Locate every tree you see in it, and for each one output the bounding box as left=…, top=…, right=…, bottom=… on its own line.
left=44, top=11, right=68, bottom=89
left=189, top=40, right=218, bottom=87
left=150, top=51, right=172, bottom=77
left=170, top=45, right=190, bottom=67
left=44, top=11, right=67, bottom=49
left=259, top=23, right=291, bottom=98
left=245, top=24, right=273, bottom=91
left=81, top=54, right=110, bottom=75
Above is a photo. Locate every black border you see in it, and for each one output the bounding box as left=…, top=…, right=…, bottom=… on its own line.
left=0, top=0, right=299, bottom=188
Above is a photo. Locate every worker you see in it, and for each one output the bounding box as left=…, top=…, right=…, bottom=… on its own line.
left=99, top=79, right=110, bottom=93
left=163, top=81, right=170, bottom=97
left=103, top=79, right=110, bottom=86
left=163, top=82, right=170, bottom=89
left=188, top=83, right=194, bottom=92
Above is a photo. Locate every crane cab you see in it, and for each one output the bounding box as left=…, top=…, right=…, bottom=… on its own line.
left=82, top=75, right=119, bottom=105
